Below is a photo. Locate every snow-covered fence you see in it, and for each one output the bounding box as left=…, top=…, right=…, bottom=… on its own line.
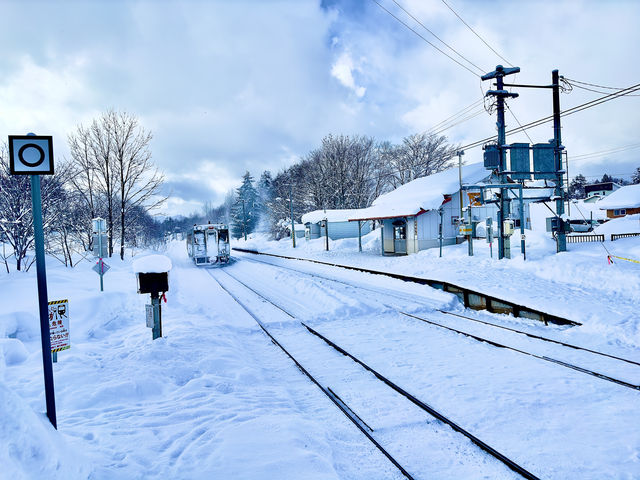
left=611, top=232, right=640, bottom=241
left=566, top=234, right=605, bottom=243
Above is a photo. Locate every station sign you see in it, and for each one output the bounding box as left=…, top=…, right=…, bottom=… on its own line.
left=8, top=135, right=54, bottom=175
left=48, top=299, right=70, bottom=353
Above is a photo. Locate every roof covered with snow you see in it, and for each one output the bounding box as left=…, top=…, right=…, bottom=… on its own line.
left=349, top=162, right=491, bottom=220
left=302, top=208, right=365, bottom=224
left=132, top=254, right=173, bottom=273
left=597, top=184, right=640, bottom=210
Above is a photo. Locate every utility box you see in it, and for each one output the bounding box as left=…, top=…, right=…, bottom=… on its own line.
left=532, top=142, right=556, bottom=179
left=503, top=219, right=515, bottom=236
left=136, top=272, right=169, bottom=295
left=509, top=143, right=531, bottom=180
left=483, top=144, right=501, bottom=169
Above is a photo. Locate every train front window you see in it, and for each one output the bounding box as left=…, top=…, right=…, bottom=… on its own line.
left=194, top=232, right=205, bottom=244
left=218, top=230, right=228, bottom=243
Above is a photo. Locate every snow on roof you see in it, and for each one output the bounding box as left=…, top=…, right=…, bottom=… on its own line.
left=350, top=162, right=491, bottom=220
left=594, top=213, right=640, bottom=234
left=132, top=254, right=172, bottom=273
left=597, top=184, right=640, bottom=210
left=302, top=208, right=365, bottom=224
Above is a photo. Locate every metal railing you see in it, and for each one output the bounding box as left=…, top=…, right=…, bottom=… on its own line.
left=612, top=232, right=640, bottom=241
left=566, top=234, right=604, bottom=243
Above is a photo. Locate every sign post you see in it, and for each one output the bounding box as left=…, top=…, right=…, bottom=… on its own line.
left=8, top=133, right=57, bottom=429
left=92, top=218, right=108, bottom=291
left=49, top=299, right=70, bottom=363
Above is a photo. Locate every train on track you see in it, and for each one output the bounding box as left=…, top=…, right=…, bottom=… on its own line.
left=186, top=223, right=230, bottom=265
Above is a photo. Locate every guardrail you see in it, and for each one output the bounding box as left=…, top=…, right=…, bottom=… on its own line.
left=566, top=234, right=604, bottom=243
left=233, top=247, right=580, bottom=327
left=612, top=232, right=640, bottom=241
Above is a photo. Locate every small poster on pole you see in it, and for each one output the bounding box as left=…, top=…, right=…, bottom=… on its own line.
left=48, top=299, right=70, bottom=353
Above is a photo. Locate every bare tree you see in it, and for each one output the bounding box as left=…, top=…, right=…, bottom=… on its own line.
left=106, top=110, right=165, bottom=259
left=389, top=132, right=456, bottom=187
left=67, top=110, right=165, bottom=260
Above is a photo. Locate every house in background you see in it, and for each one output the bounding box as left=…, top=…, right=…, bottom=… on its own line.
left=597, top=184, right=640, bottom=218
left=348, top=163, right=504, bottom=255
left=301, top=209, right=372, bottom=241
left=584, top=181, right=621, bottom=202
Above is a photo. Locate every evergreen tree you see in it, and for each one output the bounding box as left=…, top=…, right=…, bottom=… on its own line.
left=231, top=171, right=259, bottom=239
left=632, top=167, right=640, bottom=185
left=600, top=173, right=613, bottom=183
left=568, top=174, right=587, bottom=199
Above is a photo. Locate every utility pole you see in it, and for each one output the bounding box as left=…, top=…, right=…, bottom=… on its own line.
left=289, top=183, right=296, bottom=248
left=552, top=69, right=567, bottom=252
left=242, top=198, right=247, bottom=241
left=482, top=65, right=520, bottom=259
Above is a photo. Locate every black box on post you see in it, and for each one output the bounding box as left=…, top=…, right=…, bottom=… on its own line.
left=136, top=272, right=169, bottom=294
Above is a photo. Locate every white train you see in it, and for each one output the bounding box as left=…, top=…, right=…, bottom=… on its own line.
left=186, top=223, right=230, bottom=265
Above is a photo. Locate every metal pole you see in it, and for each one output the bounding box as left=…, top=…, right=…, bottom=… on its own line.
left=457, top=150, right=464, bottom=222
left=518, top=186, right=526, bottom=260
left=151, top=293, right=162, bottom=340
left=552, top=69, right=567, bottom=252
left=438, top=208, right=443, bottom=257
left=98, top=226, right=104, bottom=292
left=289, top=184, right=296, bottom=248
left=30, top=174, right=57, bottom=429
left=495, top=72, right=509, bottom=260
left=324, top=220, right=329, bottom=251
left=242, top=199, right=247, bottom=241
left=358, top=221, right=362, bottom=252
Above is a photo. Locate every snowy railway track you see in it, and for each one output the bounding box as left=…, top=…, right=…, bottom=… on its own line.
left=206, top=267, right=541, bottom=480
left=237, top=254, right=640, bottom=392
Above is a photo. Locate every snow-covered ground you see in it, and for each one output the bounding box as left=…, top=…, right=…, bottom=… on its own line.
left=1, top=214, right=639, bottom=479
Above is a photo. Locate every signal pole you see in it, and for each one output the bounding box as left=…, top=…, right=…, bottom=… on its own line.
left=481, top=65, right=520, bottom=259
left=552, top=69, right=567, bottom=252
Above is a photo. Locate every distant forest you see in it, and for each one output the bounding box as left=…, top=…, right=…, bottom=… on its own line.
left=163, top=135, right=640, bottom=241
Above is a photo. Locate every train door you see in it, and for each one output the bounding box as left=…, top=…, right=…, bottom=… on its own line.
left=193, top=230, right=206, bottom=258
left=206, top=229, right=217, bottom=259
left=393, top=219, right=407, bottom=254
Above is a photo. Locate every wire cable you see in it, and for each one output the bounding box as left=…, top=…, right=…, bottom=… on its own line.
left=440, top=0, right=513, bottom=67
left=370, top=0, right=481, bottom=78
left=390, top=0, right=485, bottom=74
left=571, top=142, right=640, bottom=161
left=505, top=104, right=534, bottom=144
left=461, top=82, right=640, bottom=151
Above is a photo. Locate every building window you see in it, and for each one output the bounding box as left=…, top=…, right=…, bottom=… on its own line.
left=613, top=209, right=627, bottom=216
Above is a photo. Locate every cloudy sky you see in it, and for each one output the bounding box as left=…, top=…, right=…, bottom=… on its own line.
left=2, top=0, right=639, bottom=217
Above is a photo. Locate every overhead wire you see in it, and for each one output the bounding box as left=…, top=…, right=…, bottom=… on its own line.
left=570, top=142, right=640, bottom=161
left=460, top=81, right=640, bottom=151
left=440, top=0, right=513, bottom=67
left=370, top=0, right=481, bottom=78
left=389, top=0, right=485, bottom=74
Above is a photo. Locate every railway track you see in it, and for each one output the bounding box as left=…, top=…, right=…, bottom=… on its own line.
left=206, top=267, right=541, bottom=480
left=236, top=254, right=640, bottom=392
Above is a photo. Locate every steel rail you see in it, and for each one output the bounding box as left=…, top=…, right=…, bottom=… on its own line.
left=239, top=254, right=640, bottom=368
left=401, top=312, right=640, bottom=391
left=207, top=269, right=416, bottom=480
left=214, top=267, right=541, bottom=480
left=302, top=322, right=541, bottom=480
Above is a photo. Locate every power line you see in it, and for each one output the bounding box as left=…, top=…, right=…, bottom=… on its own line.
left=570, top=142, right=640, bottom=161
left=426, top=98, right=484, bottom=132
left=370, top=0, right=481, bottom=78
left=430, top=109, right=485, bottom=137
left=390, top=0, right=485, bottom=74
left=440, top=0, right=513, bottom=67
left=505, top=103, right=533, bottom=144
left=461, top=81, right=640, bottom=151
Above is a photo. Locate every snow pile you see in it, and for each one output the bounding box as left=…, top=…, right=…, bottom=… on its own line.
left=301, top=209, right=365, bottom=224
left=594, top=213, right=640, bottom=234
left=596, top=184, right=640, bottom=209
left=0, top=379, right=90, bottom=479
left=132, top=254, right=172, bottom=273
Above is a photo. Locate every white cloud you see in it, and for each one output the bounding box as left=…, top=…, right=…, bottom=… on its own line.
left=331, top=52, right=366, bottom=98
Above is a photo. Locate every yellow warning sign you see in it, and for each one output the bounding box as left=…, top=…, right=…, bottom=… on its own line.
left=48, top=299, right=70, bottom=353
